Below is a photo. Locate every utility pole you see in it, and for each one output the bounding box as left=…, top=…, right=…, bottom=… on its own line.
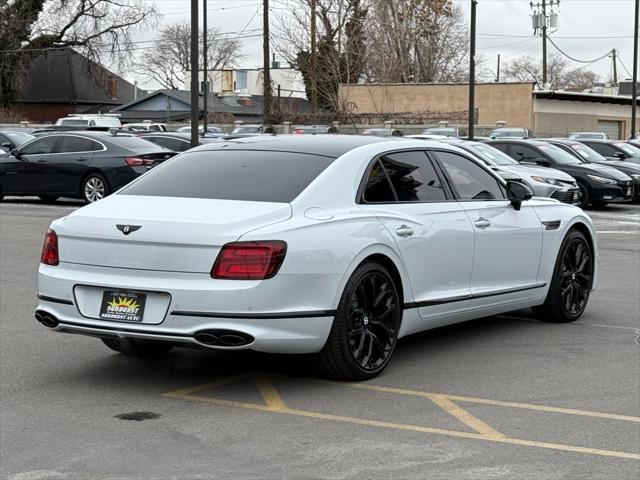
left=263, top=0, right=272, bottom=127
left=531, top=0, right=559, bottom=88
left=310, top=0, right=318, bottom=114
left=541, top=0, right=547, bottom=86
left=632, top=0, right=639, bottom=138
left=202, top=0, right=208, bottom=136
left=468, top=0, right=477, bottom=140
left=496, top=54, right=501, bottom=82
left=612, top=49, right=618, bottom=86
left=190, top=0, right=199, bottom=148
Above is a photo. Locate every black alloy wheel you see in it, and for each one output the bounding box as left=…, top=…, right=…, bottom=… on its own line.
left=310, top=262, right=401, bottom=380
left=533, top=229, right=593, bottom=323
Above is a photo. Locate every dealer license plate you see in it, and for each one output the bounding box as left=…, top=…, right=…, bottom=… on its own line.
left=99, top=290, right=147, bottom=322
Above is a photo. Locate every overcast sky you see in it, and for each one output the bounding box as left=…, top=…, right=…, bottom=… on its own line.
left=131, top=0, right=637, bottom=90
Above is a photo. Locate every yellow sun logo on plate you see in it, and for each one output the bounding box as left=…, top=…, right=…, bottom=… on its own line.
left=108, top=297, right=140, bottom=310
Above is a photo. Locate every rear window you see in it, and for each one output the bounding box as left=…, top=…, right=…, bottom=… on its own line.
left=109, top=136, right=172, bottom=152
left=120, top=150, right=335, bottom=202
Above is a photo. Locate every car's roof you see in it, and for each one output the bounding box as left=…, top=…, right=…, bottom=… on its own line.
left=35, top=130, right=131, bottom=139
left=492, top=127, right=527, bottom=131
left=488, top=138, right=548, bottom=145
left=197, top=134, right=396, bottom=157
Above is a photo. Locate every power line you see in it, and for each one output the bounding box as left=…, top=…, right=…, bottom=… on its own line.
left=546, top=36, right=612, bottom=64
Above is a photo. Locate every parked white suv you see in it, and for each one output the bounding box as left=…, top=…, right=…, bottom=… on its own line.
left=55, top=114, right=121, bottom=128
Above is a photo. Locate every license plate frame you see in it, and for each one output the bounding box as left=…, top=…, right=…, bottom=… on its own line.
left=99, top=290, right=147, bottom=322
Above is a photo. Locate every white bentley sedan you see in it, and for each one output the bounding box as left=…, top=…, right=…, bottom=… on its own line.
left=36, top=136, right=597, bottom=379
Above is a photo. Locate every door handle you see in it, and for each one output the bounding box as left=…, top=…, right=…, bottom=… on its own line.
left=37, top=159, right=47, bottom=163
left=474, top=218, right=491, bottom=229
left=395, top=225, right=414, bottom=237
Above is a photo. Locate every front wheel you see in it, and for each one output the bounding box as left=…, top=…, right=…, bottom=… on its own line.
left=533, top=229, right=594, bottom=323
left=310, top=262, right=401, bottom=380
left=101, top=338, right=174, bottom=356
left=82, top=173, right=109, bottom=203
left=577, top=181, right=590, bottom=208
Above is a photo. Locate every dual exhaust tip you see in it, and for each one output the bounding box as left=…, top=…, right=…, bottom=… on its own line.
left=35, top=311, right=254, bottom=347
left=35, top=310, right=59, bottom=328
left=194, top=329, right=254, bottom=347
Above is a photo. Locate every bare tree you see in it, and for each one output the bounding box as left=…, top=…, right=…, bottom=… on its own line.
left=503, top=53, right=598, bottom=90
left=0, top=0, right=158, bottom=107
left=135, top=22, right=245, bottom=90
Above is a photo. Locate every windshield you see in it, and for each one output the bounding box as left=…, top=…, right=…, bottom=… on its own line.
left=568, top=143, right=607, bottom=162
left=58, top=119, right=88, bottom=126
left=120, top=150, right=335, bottom=202
left=424, top=128, right=456, bottom=136
left=232, top=126, right=261, bottom=134
left=615, top=143, right=640, bottom=158
left=492, top=130, right=525, bottom=138
left=539, top=144, right=583, bottom=165
left=467, top=143, right=518, bottom=166
left=4, top=132, right=35, bottom=146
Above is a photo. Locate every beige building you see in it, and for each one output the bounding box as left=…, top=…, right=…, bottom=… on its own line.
left=339, top=82, right=639, bottom=139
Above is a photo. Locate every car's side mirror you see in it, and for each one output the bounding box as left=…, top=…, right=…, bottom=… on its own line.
left=10, top=148, right=21, bottom=159
left=613, top=152, right=626, bottom=160
left=533, top=157, right=551, bottom=167
left=1, top=142, right=11, bottom=149
left=506, top=181, right=533, bottom=211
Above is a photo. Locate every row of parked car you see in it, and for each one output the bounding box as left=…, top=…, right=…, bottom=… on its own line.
left=1, top=124, right=638, bottom=206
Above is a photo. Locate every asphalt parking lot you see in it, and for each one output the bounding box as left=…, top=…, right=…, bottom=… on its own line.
left=0, top=198, right=638, bottom=480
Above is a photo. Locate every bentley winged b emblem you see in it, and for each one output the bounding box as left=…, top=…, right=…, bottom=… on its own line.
left=116, top=224, right=142, bottom=235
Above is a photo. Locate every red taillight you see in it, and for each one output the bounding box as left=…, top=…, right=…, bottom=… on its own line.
left=125, top=157, right=154, bottom=166
left=211, top=241, right=287, bottom=280
left=41, top=229, right=59, bottom=266
left=294, top=128, right=303, bottom=135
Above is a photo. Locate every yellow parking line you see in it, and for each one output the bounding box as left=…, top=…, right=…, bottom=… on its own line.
left=167, top=390, right=640, bottom=461
left=255, top=376, right=288, bottom=412
left=316, top=380, right=640, bottom=424
left=429, top=394, right=504, bottom=439
left=164, top=374, right=251, bottom=398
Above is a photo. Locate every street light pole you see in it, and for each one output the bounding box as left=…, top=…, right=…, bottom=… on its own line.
left=190, top=0, right=199, bottom=147
left=632, top=0, right=639, bottom=138
left=202, top=0, right=208, bottom=137
left=468, top=0, right=477, bottom=140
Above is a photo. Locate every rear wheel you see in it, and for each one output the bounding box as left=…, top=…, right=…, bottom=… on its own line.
left=39, top=195, right=59, bottom=203
left=310, top=262, right=401, bottom=380
left=82, top=173, right=109, bottom=203
left=533, top=229, right=593, bottom=323
left=101, top=338, right=174, bottom=356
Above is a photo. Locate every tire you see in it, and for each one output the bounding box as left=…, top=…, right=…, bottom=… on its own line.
left=532, top=229, right=594, bottom=323
left=39, top=195, right=59, bottom=203
left=577, top=181, right=590, bottom=208
left=309, top=262, right=401, bottom=380
left=101, top=338, right=174, bottom=356
left=82, top=173, right=109, bottom=203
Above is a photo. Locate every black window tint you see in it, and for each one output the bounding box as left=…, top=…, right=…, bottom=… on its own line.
left=147, top=137, right=187, bottom=152
left=58, top=136, right=101, bottom=153
left=510, top=144, right=542, bottom=162
left=585, top=142, right=615, bottom=157
left=362, top=160, right=395, bottom=203
left=110, top=136, right=171, bottom=152
left=380, top=151, right=446, bottom=201
left=436, top=151, right=506, bottom=201
left=490, top=143, right=509, bottom=154
left=121, top=150, right=334, bottom=202
left=20, top=137, right=57, bottom=155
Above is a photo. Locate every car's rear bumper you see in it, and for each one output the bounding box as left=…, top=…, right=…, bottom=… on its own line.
left=37, top=262, right=339, bottom=354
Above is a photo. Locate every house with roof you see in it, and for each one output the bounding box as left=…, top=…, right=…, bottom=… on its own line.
left=110, top=89, right=312, bottom=123
left=12, top=48, right=136, bottom=123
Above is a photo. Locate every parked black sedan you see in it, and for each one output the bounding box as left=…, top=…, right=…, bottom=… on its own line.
left=545, top=138, right=640, bottom=202
left=573, top=139, right=640, bottom=165
left=488, top=139, right=634, bottom=207
left=0, top=131, right=174, bottom=203
left=137, top=132, right=225, bottom=152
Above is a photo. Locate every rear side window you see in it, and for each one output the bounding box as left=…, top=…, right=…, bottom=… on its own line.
left=145, top=137, right=188, bottom=152
left=381, top=152, right=446, bottom=201
left=120, top=150, right=334, bottom=202
left=584, top=142, right=615, bottom=157
left=109, top=136, right=171, bottom=152
left=362, top=160, right=396, bottom=203
left=58, top=136, right=102, bottom=153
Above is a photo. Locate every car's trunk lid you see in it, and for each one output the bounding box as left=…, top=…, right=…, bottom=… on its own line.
left=55, top=195, right=292, bottom=273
